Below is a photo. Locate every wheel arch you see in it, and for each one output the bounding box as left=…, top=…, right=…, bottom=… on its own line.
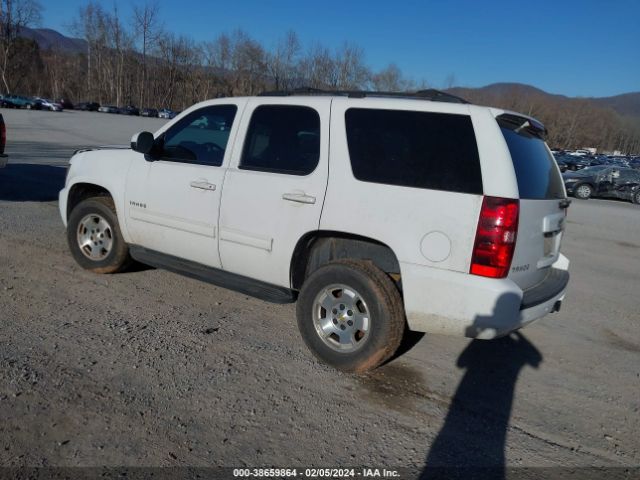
left=66, top=182, right=114, bottom=220
left=290, top=231, right=402, bottom=291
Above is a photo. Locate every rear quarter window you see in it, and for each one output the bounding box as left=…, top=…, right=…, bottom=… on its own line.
left=498, top=117, right=565, bottom=200
left=345, top=108, right=483, bottom=194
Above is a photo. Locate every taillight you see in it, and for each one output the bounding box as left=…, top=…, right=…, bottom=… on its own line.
left=470, top=196, right=519, bottom=278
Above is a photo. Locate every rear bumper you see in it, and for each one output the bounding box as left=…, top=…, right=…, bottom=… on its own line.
left=402, top=254, right=570, bottom=339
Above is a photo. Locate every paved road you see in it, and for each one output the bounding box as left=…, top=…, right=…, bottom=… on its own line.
left=0, top=110, right=638, bottom=475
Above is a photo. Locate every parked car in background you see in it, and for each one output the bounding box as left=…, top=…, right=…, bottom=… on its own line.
left=604, top=156, right=631, bottom=168
left=58, top=99, right=74, bottom=110
left=98, top=105, right=119, bottom=114
left=2, top=94, right=33, bottom=108
left=0, top=113, right=7, bottom=168
left=141, top=108, right=158, bottom=117
left=26, top=98, right=44, bottom=110
left=558, top=155, right=603, bottom=171
left=563, top=166, right=640, bottom=203
left=120, top=105, right=140, bottom=116
left=158, top=108, right=176, bottom=119
left=553, top=155, right=568, bottom=172
left=0, top=95, right=20, bottom=108
left=77, top=102, right=100, bottom=111
left=36, top=98, right=63, bottom=111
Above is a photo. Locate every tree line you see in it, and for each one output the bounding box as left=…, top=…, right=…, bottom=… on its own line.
left=1, top=0, right=638, bottom=154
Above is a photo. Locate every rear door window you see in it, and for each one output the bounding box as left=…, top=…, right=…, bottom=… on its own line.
left=344, top=108, right=483, bottom=194
left=498, top=116, right=565, bottom=199
left=240, top=105, right=320, bottom=175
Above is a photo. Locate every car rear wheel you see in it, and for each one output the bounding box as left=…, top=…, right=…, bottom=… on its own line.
left=632, top=191, right=640, bottom=205
left=66, top=196, right=131, bottom=273
left=574, top=184, right=593, bottom=200
left=296, top=259, right=405, bottom=373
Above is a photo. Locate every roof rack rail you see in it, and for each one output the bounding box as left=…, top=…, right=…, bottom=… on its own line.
left=258, top=87, right=469, bottom=104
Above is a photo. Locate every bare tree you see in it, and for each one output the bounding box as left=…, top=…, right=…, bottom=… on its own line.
left=132, top=0, right=160, bottom=107
left=266, top=30, right=300, bottom=91
left=0, top=0, right=41, bottom=92
left=71, top=1, right=108, bottom=100
left=372, top=63, right=413, bottom=92
left=335, top=43, right=370, bottom=89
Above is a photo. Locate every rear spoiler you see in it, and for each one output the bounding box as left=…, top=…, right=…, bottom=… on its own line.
left=497, top=113, right=547, bottom=140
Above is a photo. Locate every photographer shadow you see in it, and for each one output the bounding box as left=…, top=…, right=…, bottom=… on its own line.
left=422, top=293, right=543, bottom=479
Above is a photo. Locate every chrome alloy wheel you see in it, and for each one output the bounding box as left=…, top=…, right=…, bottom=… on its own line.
left=576, top=184, right=592, bottom=198
left=312, top=284, right=371, bottom=352
left=76, top=213, right=114, bottom=260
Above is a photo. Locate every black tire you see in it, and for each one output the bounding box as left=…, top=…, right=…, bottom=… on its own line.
left=631, top=190, right=640, bottom=205
left=296, top=259, right=405, bottom=373
left=66, top=196, right=131, bottom=273
left=573, top=183, right=593, bottom=200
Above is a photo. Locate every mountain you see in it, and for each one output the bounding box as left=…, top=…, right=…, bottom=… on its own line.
left=592, top=92, right=640, bottom=118
left=19, top=27, right=86, bottom=54
left=448, top=82, right=640, bottom=119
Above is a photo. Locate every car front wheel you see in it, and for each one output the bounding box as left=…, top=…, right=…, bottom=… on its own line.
left=296, top=259, right=405, bottom=373
left=632, top=191, right=640, bottom=205
left=66, top=196, right=131, bottom=273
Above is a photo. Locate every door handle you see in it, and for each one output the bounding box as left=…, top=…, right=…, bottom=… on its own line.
left=282, top=192, right=316, bottom=204
left=190, top=180, right=216, bottom=191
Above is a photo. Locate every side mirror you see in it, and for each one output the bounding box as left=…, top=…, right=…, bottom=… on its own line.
left=130, top=131, right=155, bottom=155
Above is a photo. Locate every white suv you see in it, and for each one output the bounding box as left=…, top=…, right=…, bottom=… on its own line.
left=59, top=90, right=570, bottom=372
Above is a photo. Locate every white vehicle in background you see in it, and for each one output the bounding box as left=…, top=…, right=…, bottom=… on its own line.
left=158, top=108, right=177, bottom=119
left=59, top=89, right=570, bottom=372
left=569, top=149, right=590, bottom=157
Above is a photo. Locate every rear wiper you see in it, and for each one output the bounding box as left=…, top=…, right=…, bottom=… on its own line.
left=514, top=120, right=531, bottom=134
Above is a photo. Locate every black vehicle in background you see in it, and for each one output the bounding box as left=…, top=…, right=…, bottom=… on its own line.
left=563, top=166, right=640, bottom=203
left=141, top=108, right=158, bottom=117
left=77, top=102, right=100, bottom=111
left=120, top=105, right=140, bottom=116
left=559, top=155, right=604, bottom=171
left=0, top=113, right=7, bottom=168
left=58, top=98, right=74, bottom=109
left=26, top=98, right=45, bottom=110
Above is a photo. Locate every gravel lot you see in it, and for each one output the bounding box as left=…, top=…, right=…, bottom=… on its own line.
left=0, top=109, right=638, bottom=476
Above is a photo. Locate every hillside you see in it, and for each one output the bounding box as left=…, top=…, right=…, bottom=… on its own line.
left=592, top=92, right=640, bottom=118
left=19, top=27, right=86, bottom=54
left=448, top=82, right=640, bottom=119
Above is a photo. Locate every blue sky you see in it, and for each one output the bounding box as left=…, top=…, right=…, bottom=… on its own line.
left=44, top=0, right=639, bottom=98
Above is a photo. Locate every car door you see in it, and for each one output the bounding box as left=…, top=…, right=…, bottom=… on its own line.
left=124, top=102, right=244, bottom=268
left=594, top=167, right=615, bottom=197
left=218, top=98, right=330, bottom=287
left=612, top=169, right=640, bottom=199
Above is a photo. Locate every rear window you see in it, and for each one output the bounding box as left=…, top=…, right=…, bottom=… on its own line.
left=345, top=108, right=483, bottom=194
left=498, top=116, right=565, bottom=200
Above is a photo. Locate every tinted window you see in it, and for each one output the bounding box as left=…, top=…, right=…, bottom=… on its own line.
left=499, top=122, right=565, bottom=200
left=162, top=105, right=237, bottom=166
left=345, top=108, right=482, bottom=194
left=240, top=105, right=320, bottom=175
